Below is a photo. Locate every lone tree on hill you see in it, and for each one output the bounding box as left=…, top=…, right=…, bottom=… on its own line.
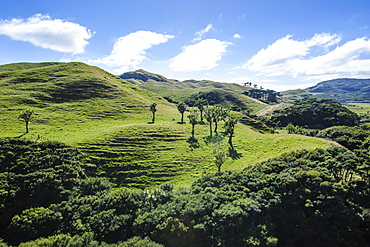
left=177, top=102, right=187, bottom=123
left=213, top=144, right=228, bottom=173
left=224, top=115, right=239, bottom=150
left=18, top=109, right=34, bottom=134
left=149, top=103, right=157, bottom=123
left=188, top=110, right=199, bottom=139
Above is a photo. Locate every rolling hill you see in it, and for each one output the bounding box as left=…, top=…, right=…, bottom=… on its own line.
left=0, top=62, right=332, bottom=188
left=281, top=78, right=370, bottom=103
left=120, top=69, right=267, bottom=113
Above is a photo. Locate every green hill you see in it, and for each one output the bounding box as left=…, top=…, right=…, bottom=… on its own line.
left=281, top=78, right=370, bottom=103
left=120, top=69, right=266, bottom=113
left=0, top=62, right=332, bottom=188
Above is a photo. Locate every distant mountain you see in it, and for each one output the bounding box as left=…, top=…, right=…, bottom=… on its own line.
left=120, top=69, right=267, bottom=112
left=281, top=78, right=370, bottom=103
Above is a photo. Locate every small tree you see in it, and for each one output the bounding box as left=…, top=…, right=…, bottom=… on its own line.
left=204, top=107, right=214, bottom=136
left=195, top=98, right=207, bottom=123
left=177, top=102, right=187, bottom=123
left=224, top=115, right=239, bottom=150
left=149, top=103, right=157, bottom=123
left=213, top=144, right=228, bottom=173
left=18, top=109, right=34, bottom=133
left=187, top=110, right=199, bottom=139
left=213, top=105, right=230, bottom=135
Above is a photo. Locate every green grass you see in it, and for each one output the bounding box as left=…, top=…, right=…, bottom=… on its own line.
left=345, top=103, right=370, bottom=115
left=0, top=62, right=332, bottom=189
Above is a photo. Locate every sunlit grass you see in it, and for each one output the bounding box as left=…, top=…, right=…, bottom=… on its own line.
left=0, top=62, right=332, bottom=189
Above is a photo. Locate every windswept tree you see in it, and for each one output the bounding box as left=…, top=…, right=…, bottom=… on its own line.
left=213, top=105, right=230, bottom=135
left=177, top=102, right=187, bottom=123
left=187, top=110, right=199, bottom=139
left=149, top=103, right=157, bottom=123
left=195, top=98, right=207, bottom=123
left=18, top=109, right=34, bottom=133
left=224, top=115, right=239, bottom=150
left=204, top=107, right=215, bottom=136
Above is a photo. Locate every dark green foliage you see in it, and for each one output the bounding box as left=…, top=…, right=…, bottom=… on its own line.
left=135, top=146, right=370, bottom=247
left=318, top=125, right=370, bottom=150
left=1, top=138, right=369, bottom=246
left=0, top=138, right=85, bottom=244
left=270, top=97, right=359, bottom=128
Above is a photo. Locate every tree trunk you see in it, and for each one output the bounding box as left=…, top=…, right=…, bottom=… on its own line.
left=191, top=124, right=195, bottom=139
left=181, top=113, right=184, bottom=123
left=228, top=133, right=234, bottom=150
left=152, top=113, right=155, bottom=123
left=25, top=121, right=29, bottom=133
left=209, top=122, right=213, bottom=136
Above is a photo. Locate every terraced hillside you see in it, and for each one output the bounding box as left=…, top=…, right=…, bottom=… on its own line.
left=0, top=62, right=333, bottom=188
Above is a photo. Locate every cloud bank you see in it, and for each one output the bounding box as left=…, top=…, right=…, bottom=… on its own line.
left=243, top=33, right=370, bottom=80
left=90, top=30, right=174, bottom=74
left=169, top=39, right=232, bottom=71
left=0, top=14, right=92, bottom=54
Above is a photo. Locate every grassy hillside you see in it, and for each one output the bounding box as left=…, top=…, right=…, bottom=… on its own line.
left=0, top=62, right=332, bottom=189
left=120, top=69, right=266, bottom=113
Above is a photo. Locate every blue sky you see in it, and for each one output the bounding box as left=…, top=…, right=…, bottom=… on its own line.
left=1, top=0, right=370, bottom=91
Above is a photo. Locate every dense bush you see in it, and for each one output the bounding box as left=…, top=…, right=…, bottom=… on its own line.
left=135, top=146, right=370, bottom=247
left=0, top=138, right=85, bottom=244
left=270, top=97, right=359, bottom=128
left=1, top=138, right=369, bottom=246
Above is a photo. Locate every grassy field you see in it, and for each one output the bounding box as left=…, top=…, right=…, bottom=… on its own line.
left=0, top=62, right=333, bottom=189
left=345, top=103, right=370, bottom=115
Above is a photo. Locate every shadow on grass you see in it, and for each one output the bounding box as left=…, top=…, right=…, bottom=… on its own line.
left=177, top=122, right=186, bottom=124
left=187, top=137, right=200, bottom=149
left=228, top=148, right=242, bottom=160
left=204, top=135, right=224, bottom=145
left=15, top=132, right=27, bottom=138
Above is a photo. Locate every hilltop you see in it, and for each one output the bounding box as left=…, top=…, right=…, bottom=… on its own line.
left=120, top=69, right=267, bottom=113
left=0, top=62, right=331, bottom=188
left=281, top=78, right=370, bottom=103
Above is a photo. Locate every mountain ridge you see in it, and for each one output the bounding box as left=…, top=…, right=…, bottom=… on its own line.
left=281, top=78, right=370, bottom=103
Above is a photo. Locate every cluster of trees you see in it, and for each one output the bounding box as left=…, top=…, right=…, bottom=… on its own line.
left=149, top=101, right=239, bottom=152
left=242, top=88, right=279, bottom=103
left=0, top=138, right=369, bottom=246
left=269, top=98, right=359, bottom=128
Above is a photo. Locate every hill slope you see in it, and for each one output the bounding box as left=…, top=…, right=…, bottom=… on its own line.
left=281, top=78, right=370, bottom=103
left=120, top=69, right=266, bottom=113
left=0, top=62, right=332, bottom=188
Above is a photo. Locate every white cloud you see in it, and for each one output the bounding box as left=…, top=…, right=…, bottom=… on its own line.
left=169, top=39, right=232, bottom=72
left=233, top=34, right=242, bottom=39
left=0, top=14, right=92, bottom=54
left=243, top=33, right=370, bottom=80
left=192, top=24, right=213, bottom=42
left=90, top=30, right=174, bottom=74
